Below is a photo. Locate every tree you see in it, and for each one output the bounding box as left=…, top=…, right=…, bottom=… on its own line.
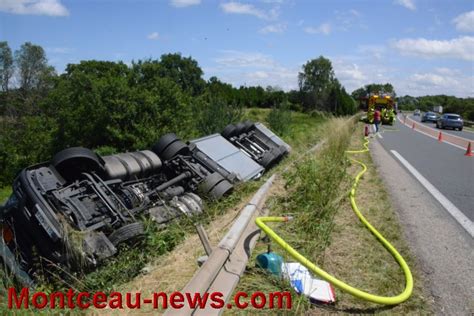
left=45, top=60, right=195, bottom=151
left=15, top=42, right=51, bottom=91
left=362, top=83, right=394, bottom=95
left=298, top=56, right=335, bottom=111
left=351, top=87, right=366, bottom=100
left=0, top=41, right=14, bottom=91
left=158, top=53, right=206, bottom=96
left=195, top=97, right=243, bottom=136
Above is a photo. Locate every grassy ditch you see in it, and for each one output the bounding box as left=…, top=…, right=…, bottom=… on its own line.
left=0, top=108, right=329, bottom=315
left=232, top=120, right=431, bottom=314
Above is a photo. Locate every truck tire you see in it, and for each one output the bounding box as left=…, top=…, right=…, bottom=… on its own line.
left=152, top=133, right=179, bottom=156
left=52, top=147, right=105, bottom=181
left=107, top=222, right=144, bottom=246
left=234, top=123, right=246, bottom=135
left=243, top=120, right=254, bottom=132
left=277, top=145, right=288, bottom=158
left=199, top=172, right=233, bottom=199
left=260, top=151, right=277, bottom=168
left=199, top=172, right=224, bottom=193
left=209, top=180, right=233, bottom=200
left=160, top=140, right=190, bottom=161
left=222, top=124, right=237, bottom=138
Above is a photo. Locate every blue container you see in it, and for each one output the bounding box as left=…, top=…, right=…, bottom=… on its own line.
left=256, top=252, right=283, bottom=276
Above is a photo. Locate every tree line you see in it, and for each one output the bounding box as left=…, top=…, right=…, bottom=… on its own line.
left=397, top=95, right=474, bottom=120
left=0, top=41, right=357, bottom=187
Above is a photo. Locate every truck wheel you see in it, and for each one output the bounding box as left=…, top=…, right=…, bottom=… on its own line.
left=52, top=147, right=105, bottom=181
left=107, top=222, right=144, bottom=246
left=160, top=140, right=190, bottom=161
left=277, top=145, right=288, bottom=158
left=243, top=120, right=254, bottom=132
left=199, top=172, right=224, bottom=192
left=222, top=124, right=237, bottom=138
left=234, top=123, right=247, bottom=135
left=209, top=180, right=233, bottom=200
left=152, top=133, right=179, bottom=156
left=199, top=172, right=233, bottom=199
left=260, top=151, right=277, bottom=168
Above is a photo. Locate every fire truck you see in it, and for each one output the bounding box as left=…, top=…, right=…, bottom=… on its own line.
left=360, top=92, right=396, bottom=125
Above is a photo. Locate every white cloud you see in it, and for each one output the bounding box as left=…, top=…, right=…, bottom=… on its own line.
left=0, top=0, right=69, bottom=16
left=147, top=32, right=160, bottom=40
left=394, top=0, right=416, bottom=11
left=259, top=23, right=286, bottom=34
left=357, top=45, right=386, bottom=60
left=304, top=23, right=331, bottom=35
left=215, top=50, right=276, bottom=68
left=250, top=71, right=269, bottom=79
left=403, top=71, right=474, bottom=97
left=169, top=0, right=201, bottom=8
left=410, top=73, right=458, bottom=86
left=335, top=9, right=364, bottom=31
left=332, top=59, right=369, bottom=93
left=208, top=50, right=298, bottom=90
left=392, top=36, right=474, bottom=61
left=220, top=2, right=278, bottom=20
left=453, top=11, right=474, bottom=32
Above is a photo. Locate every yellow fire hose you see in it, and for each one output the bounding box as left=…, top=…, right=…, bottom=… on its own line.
left=256, top=136, right=413, bottom=305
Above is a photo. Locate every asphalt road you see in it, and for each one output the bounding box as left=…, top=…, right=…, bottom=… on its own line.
left=370, top=139, right=474, bottom=315
left=410, top=115, right=474, bottom=140
left=377, top=119, right=474, bottom=222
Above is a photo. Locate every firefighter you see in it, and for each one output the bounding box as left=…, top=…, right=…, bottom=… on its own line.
left=374, top=107, right=381, bottom=133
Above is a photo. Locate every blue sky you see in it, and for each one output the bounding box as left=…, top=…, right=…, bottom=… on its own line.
left=1, top=0, right=473, bottom=97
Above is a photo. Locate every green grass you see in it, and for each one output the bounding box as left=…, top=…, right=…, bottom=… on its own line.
left=0, top=186, right=12, bottom=204
left=233, top=119, right=431, bottom=315
left=231, top=117, right=355, bottom=314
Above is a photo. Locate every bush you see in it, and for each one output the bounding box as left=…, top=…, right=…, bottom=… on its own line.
left=0, top=115, right=57, bottom=186
left=266, top=101, right=292, bottom=135
left=195, top=97, right=243, bottom=136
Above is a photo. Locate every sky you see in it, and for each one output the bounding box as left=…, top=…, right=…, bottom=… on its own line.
left=0, top=0, right=473, bottom=97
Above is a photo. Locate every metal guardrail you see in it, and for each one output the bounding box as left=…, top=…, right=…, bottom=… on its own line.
left=166, top=174, right=275, bottom=316
left=167, top=138, right=329, bottom=316
left=166, top=116, right=356, bottom=315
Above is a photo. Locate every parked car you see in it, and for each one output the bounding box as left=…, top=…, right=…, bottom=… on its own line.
left=414, top=109, right=421, bottom=116
left=436, top=114, right=464, bottom=131
left=421, top=112, right=438, bottom=123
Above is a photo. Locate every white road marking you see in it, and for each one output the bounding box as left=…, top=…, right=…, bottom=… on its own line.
left=391, top=150, right=474, bottom=238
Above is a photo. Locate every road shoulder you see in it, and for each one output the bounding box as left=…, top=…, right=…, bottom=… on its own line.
left=370, top=138, right=474, bottom=315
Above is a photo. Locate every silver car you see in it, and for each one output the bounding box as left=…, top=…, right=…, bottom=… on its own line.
left=421, top=112, right=438, bottom=123
left=436, top=113, right=464, bottom=131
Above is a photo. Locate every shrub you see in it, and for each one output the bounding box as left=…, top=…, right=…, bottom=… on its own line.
left=267, top=101, right=292, bottom=135
left=195, top=97, right=243, bottom=136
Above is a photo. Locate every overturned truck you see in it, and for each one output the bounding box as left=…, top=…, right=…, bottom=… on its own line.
left=0, top=147, right=204, bottom=285
left=0, top=121, right=290, bottom=285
